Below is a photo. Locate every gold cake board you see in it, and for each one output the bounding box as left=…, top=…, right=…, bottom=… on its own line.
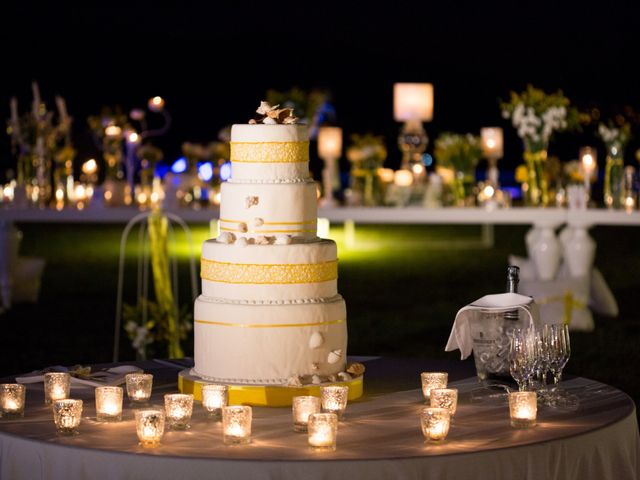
left=178, top=369, right=363, bottom=407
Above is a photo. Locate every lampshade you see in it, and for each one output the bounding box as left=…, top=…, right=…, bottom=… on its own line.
left=393, top=83, right=434, bottom=122
left=480, top=127, right=504, bottom=158
left=318, top=127, right=343, bottom=158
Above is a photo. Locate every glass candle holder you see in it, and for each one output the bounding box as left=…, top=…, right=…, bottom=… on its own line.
left=292, top=396, right=321, bottom=432
left=125, top=373, right=153, bottom=405
left=44, top=372, right=71, bottom=405
left=0, top=383, right=26, bottom=418
left=430, top=388, right=458, bottom=417
left=421, top=407, right=451, bottom=442
left=95, top=386, right=123, bottom=422
left=164, top=393, right=194, bottom=430
left=201, top=384, right=229, bottom=419
left=52, top=399, right=83, bottom=435
left=509, top=391, right=537, bottom=428
left=135, top=409, right=165, bottom=448
left=308, top=412, right=338, bottom=451
left=222, top=405, right=252, bottom=445
left=420, top=372, right=448, bottom=402
left=320, top=386, right=348, bottom=419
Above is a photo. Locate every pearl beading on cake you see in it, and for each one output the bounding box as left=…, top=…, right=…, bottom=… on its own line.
left=197, top=294, right=343, bottom=306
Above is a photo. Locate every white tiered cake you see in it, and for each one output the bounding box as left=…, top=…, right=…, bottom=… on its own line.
left=191, top=103, right=353, bottom=387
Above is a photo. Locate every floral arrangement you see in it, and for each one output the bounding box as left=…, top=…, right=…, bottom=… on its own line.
left=434, top=133, right=483, bottom=174
left=598, top=121, right=631, bottom=154
left=346, top=134, right=387, bottom=170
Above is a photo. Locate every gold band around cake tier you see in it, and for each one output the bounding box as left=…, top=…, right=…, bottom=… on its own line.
left=230, top=141, right=309, bottom=163
left=201, top=258, right=338, bottom=284
left=194, top=318, right=344, bottom=328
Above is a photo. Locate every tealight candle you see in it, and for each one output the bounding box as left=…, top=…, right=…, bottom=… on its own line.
left=420, top=372, right=448, bottom=402
left=508, top=391, right=537, bottom=428
left=421, top=407, right=451, bottom=442
left=201, top=384, right=229, bottom=419
left=222, top=405, right=252, bottom=445
left=125, top=373, right=153, bottom=405
left=0, top=384, right=26, bottom=418
left=95, top=386, right=123, bottom=422
left=430, top=388, right=458, bottom=417
left=320, top=386, right=349, bottom=419
left=164, top=393, right=194, bottom=430
left=52, top=399, right=83, bottom=435
left=44, top=372, right=71, bottom=405
left=292, top=396, right=321, bottom=432
left=308, top=413, right=338, bottom=451
left=135, top=409, right=165, bottom=448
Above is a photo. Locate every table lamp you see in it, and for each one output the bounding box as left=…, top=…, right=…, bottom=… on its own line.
left=394, top=83, right=433, bottom=179
left=318, top=127, right=343, bottom=207
left=481, top=127, right=504, bottom=187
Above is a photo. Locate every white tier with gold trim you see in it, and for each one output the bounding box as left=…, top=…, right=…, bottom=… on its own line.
left=201, top=238, right=337, bottom=301
left=230, top=124, right=310, bottom=182
left=219, top=180, right=317, bottom=240
left=193, top=295, right=347, bottom=384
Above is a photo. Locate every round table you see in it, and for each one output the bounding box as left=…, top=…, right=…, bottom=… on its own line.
left=1, top=358, right=638, bottom=480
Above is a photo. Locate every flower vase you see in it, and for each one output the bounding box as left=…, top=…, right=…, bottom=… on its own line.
left=562, top=227, right=595, bottom=277
left=523, top=149, right=549, bottom=207
left=451, top=171, right=474, bottom=207
left=604, top=147, right=624, bottom=209
left=530, top=226, right=560, bottom=281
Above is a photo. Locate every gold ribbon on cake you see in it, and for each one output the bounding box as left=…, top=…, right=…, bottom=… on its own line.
left=230, top=141, right=309, bottom=163
left=201, top=258, right=338, bottom=284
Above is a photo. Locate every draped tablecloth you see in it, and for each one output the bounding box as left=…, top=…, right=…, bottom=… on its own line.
left=0, top=358, right=638, bottom=480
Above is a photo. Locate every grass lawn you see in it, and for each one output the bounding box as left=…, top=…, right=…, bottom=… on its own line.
left=2, top=222, right=639, bottom=412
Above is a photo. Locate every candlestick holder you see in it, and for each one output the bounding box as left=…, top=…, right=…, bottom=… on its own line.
left=320, top=386, right=348, bottom=419
left=201, top=384, right=228, bottom=420
left=421, top=407, right=451, bottom=443
left=222, top=406, right=252, bottom=445
left=125, top=373, right=153, bottom=405
left=0, top=384, right=26, bottom=418
left=420, top=372, right=448, bottom=402
left=164, top=393, right=194, bottom=430
left=308, top=413, right=338, bottom=451
left=52, top=399, right=83, bottom=435
left=44, top=372, right=71, bottom=405
left=95, top=386, right=123, bottom=422
left=135, top=409, right=165, bottom=448
left=292, top=396, right=321, bottom=432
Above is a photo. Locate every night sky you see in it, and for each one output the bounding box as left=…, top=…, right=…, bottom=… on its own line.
left=3, top=2, right=640, bottom=181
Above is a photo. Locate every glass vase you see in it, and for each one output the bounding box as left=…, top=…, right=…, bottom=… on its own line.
left=523, top=149, right=549, bottom=207
left=604, top=146, right=624, bottom=209
left=451, top=171, right=475, bottom=207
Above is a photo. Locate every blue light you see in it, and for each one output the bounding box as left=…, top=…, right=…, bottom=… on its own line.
left=422, top=153, right=433, bottom=167
left=219, top=161, right=232, bottom=181
left=171, top=157, right=188, bottom=174
left=198, top=162, right=214, bottom=182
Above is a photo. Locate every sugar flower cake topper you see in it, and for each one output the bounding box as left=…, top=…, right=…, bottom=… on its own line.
left=249, top=101, right=299, bottom=125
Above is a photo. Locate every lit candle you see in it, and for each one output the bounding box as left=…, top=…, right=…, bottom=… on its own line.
left=580, top=146, right=597, bottom=198
left=318, top=127, right=343, bottom=159
left=95, top=386, right=123, bottom=422
left=420, top=372, right=448, bottom=402
left=393, top=83, right=434, bottom=123
left=148, top=96, right=165, bottom=113
left=135, top=409, right=165, bottom=448
left=201, top=384, right=228, bottom=419
left=104, top=125, right=122, bottom=138
left=421, top=407, right=451, bottom=442
left=125, top=373, right=153, bottom=405
left=52, top=399, right=83, bottom=435
left=377, top=168, right=395, bottom=183
left=480, top=127, right=504, bottom=159
left=292, top=396, right=321, bottom=432
left=164, top=393, right=194, bottom=430
left=82, top=159, right=98, bottom=176
left=44, top=372, right=71, bottom=405
left=394, top=169, right=414, bottom=187
left=222, top=406, right=252, bottom=445
left=308, top=413, right=338, bottom=451
left=430, top=388, right=458, bottom=417
left=0, top=384, right=26, bottom=418
left=320, top=386, right=349, bottom=419
left=509, top=391, right=537, bottom=428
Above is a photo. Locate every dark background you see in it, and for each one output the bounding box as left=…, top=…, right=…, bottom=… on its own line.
left=2, top=2, right=640, bottom=180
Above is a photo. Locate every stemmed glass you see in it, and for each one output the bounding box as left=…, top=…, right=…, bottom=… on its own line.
left=509, top=328, right=536, bottom=391
left=546, top=323, right=571, bottom=389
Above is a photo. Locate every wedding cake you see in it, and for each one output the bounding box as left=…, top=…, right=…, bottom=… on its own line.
left=191, top=102, right=357, bottom=387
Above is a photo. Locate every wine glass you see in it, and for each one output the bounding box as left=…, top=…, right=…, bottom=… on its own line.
left=509, top=328, right=536, bottom=391
left=546, top=323, right=571, bottom=388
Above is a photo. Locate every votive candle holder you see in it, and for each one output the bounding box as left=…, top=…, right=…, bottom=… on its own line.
left=292, top=396, right=321, bottom=432
left=164, top=393, right=194, bottom=430
left=0, top=384, right=26, bottom=418
left=320, top=385, right=348, bottom=419
left=44, top=372, right=71, bottom=405
left=52, top=399, right=83, bottom=435
left=201, top=384, right=229, bottom=419
left=430, top=388, right=458, bottom=417
left=125, top=373, right=153, bottom=405
left=135, top=409, right=165, bottom=447
left=308, top=412, right=338, bottom=451
left=509, top=391, right=537, bottom=428
left=420, top=372, right=448, bottom=402
left=95, top=386, right=123, bottom=422
left=421, top=407, right=451, bottom=442
left=222, top=405, right=252, bottom=445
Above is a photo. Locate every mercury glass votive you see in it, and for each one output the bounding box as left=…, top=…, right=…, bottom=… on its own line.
left=430, top=388, right=458, bottom=417
left=0, top=384, right=26, bottom=418
left=125, top=373, right=153, bottom=405
left=201, top=384, right=229, bottom=419
left=44, top=372, right=71, bottom=405
left=509, top=391, right=537, bottom=428
left=135, top=409, right=165, bottom=448
left=308, top=413, right=338, bottom=451
left=420, top=372, right=448, bottom=402
left=222, top=405, right=252, bottom=445
left=320, top=386, right=348, bottom=419
left=95, top=386, right=123, bottom=422
left=164, top=393, right=194, bottom=430
left=52, top=399, right=83, bottom=435
left=292, top=396, right=321, bottom=432
left=421, top=407, right=451, bottom=443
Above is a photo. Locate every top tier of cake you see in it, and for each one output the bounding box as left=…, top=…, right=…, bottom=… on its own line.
left=230, top=124, right=311, bottom=183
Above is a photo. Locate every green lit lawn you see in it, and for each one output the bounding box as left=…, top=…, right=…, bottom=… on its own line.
left=2, top=223, right=640, bottom=411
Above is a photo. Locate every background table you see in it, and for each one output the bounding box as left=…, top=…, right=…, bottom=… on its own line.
left=1, top=358, right=638, bottom=480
